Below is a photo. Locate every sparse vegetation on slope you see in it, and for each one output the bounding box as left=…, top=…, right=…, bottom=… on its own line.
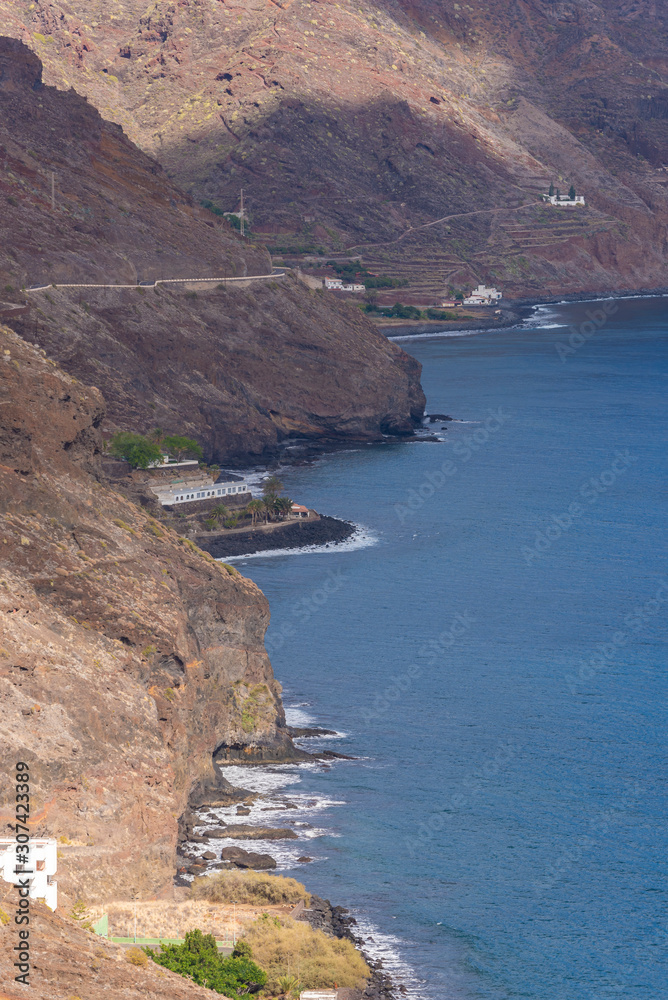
left=191, top=870, right=310, bottom=906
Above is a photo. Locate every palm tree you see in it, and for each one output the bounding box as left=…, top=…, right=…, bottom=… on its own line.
left=262, top=495, right=277, bottom=523
left=245, top=499, right=264, bottom=527
left=262, top=475, right=284, bottom=498
left=210, top=503, right=229, bottom=526
left=274, top=497, right=294, bottom=519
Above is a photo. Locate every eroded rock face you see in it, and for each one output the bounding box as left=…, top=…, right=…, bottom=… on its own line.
left=1, top=38, right=425, bottom=460
left=0, top=36, right=269, bottom=288
left=0, top=325, right=291, bottom=904
left=4, top=2, right=668, bottom=296
left=12, top=277, right=425, bottom=463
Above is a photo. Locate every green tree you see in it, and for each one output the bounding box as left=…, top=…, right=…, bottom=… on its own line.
left=70, top=898, right=93, bottom=931
left=262, top=475, right=284, bottom=498
left=262, top=496, right=277, bottom=523
left=210, top=503, right=230, bottom=526
left=569, top=184, right=576, bottom=200
left=108, top=432, right=163, bottom=470
left=161, top=435, right=203, bottom=461
left=147, top=929, right=267, bottom=999
left=274, top=497, right=294, bottom=519
left=245, top=499, right=264, bottom=527
left=548, top=181, right=555, bottom=197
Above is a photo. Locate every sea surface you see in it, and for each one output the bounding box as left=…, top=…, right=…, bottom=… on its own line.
left=224, top=297, right=668, bottom=1000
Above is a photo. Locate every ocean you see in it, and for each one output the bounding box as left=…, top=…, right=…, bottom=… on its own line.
left=218, top=297, right=668, bottom=999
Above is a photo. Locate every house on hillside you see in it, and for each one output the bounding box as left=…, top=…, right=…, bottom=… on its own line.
left=324, top=278, right=365, bottom=292
left=542, top=189, right=585, bottom=207
left=463, top=284, right=502, bottom=306
left=0, top=837, right=58, bottom=910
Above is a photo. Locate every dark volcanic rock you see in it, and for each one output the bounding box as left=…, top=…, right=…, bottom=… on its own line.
left=220, top=847, right=277, bottom=870
left=222, top=825, right=298, bottom=840
left=288, top=726, right=339, bottom=738
left=198, top=515, right=355, bottom=558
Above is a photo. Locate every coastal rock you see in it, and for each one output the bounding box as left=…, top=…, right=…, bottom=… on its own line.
left=0, top=40, right=425, bottom=466
left=297, top=856, right=314, bottom=863
left=199, top=515, right=356, bottom=559
left=0, top=325, right=292, bottom=905
left=222, top=825, right=299, bottom=841
left=220, top=847, right=277, bottom=870
left=236, top=806, right=251, bottom=815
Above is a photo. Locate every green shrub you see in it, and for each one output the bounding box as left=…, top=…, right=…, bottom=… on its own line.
left=147, top=929, right=267, bottom=999
left=191, top=870, right=309, bottom=906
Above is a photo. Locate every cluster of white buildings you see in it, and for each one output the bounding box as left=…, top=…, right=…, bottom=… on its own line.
left=463, top=284, right=503, bottom=306
left=324, top=277, right=365, bottom=293
left=149, top=473, right=251, bottom=507
left=0, top=837, right=58, bottom=910
left=542, top=191, right=585, bottom=207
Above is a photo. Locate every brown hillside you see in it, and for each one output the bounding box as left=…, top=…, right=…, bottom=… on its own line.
left=0, top=323, right=290, bottom=904
left=0, top=37, right=425, bottom=463
left=3, top=0, right=668, bottom=295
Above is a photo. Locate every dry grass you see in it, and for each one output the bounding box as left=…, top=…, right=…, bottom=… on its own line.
left=242, top=914, right=370, bottom=992
left=191, top=870, right=310, bottom=906
left=87, top=898, right=294, bottom=941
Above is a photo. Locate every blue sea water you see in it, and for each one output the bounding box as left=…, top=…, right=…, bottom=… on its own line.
left=231, top=298, right=668, bottom=1000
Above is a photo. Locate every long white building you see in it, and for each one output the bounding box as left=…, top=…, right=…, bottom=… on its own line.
left=149, top=474, right=251, bottom=507
left=0, top=837, right=58, bottom=910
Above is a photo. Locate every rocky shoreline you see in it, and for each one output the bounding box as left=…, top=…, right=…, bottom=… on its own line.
left=197, top=513, right=356, bottom=558
left=175, top=738, right=401, bottom=999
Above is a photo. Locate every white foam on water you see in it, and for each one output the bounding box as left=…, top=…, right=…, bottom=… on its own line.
left=389, top=328, right=489, bottom=342
left=220, top=523, right=378, bottom=562
left=284, top=704, right=318, bottom=728
left=353, top=914, right=430, bottom=1000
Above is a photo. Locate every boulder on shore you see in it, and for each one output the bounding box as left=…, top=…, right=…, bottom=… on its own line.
left=221, top=846, right=277, bottom=869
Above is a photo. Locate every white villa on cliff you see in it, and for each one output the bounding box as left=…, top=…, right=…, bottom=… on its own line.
left=0, top=837, right=58, bottom=910
left=149, top=474, right=251, bottom=507
left=542, top=192, right=585, bottom=207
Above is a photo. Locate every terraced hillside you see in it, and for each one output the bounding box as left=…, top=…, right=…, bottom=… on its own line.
left=4, top=0, right=668, bottom=295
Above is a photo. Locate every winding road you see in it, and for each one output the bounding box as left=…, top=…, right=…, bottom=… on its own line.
left=26, top=269, right=286, bottom=293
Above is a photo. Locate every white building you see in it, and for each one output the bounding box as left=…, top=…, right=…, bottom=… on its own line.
left=149, top=475, right=251, bottom=507
left=324, top=278, right=365, bottom=292
left=463, top=284, right=502, bottom=306
left=0, top=838, right=58, bottom=911
left=149, top=454, right=200, bottom=469
left=542, top=193, right=585, bottom=207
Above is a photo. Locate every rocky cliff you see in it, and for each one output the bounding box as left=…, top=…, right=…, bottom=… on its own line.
left=0, top=37, right=425, bottom=462
left=0, top=323, right=292, bottom=904
left=4, top=0, right=668, bottom=296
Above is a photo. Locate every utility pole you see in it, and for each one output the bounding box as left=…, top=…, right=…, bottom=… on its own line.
left=51, top=171, right=55, bottom=211
left=239, top=189, right=244, bottom=237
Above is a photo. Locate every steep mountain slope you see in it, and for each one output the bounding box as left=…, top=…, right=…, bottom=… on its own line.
left=0, top=323, right=291, bottom=904
left=4, top=0, right=668, bottom=295
left=0, top=35, right=268, bottom=288
left=0, top=37, right=424, bottom=462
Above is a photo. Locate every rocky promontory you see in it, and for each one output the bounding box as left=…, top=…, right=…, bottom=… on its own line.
left=198, top=514, right=356, bottom=559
